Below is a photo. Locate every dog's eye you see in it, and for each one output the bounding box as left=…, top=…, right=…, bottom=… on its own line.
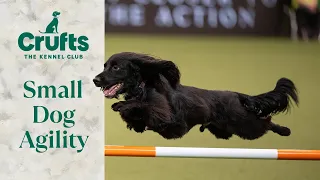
left=112, top=65, right=120, bottom=71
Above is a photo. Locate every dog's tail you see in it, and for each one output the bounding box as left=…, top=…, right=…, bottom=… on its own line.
left=240, top=78, right=299, bottom=117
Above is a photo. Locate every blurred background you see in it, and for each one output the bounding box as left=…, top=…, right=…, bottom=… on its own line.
left=105, top=0, right=320, bottom=180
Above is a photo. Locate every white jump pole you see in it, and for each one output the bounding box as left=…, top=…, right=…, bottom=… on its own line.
left=105, top=145, right=320, bottom=160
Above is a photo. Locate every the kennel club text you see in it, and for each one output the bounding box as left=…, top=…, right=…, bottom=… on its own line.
left=24, top=54, right=83, bottom=60
left=19, top=80, right=89, bottom=153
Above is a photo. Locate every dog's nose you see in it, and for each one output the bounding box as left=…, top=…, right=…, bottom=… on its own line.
left=93, top=76, right=102, bottom=86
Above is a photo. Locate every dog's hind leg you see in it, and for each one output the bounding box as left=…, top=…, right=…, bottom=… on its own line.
left=269, top=122, right=291, bottom=136
left=206, top=124, right=233, bottom=140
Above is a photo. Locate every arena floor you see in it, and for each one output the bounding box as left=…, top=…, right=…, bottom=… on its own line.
left=105, top=34, right=320, bottom=180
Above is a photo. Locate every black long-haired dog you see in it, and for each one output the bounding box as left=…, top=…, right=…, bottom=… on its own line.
left=93, top=52, right=299, bottom=140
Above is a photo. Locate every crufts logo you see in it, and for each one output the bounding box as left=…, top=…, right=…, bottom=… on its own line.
left=18, top=11, right=89, bottom=60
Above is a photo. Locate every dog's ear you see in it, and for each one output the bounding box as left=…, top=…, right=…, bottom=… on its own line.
left=130, top=58, right=181, bottom=88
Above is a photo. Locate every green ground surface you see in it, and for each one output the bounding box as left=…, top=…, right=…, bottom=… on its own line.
left=105, top=34, right=320, bottom=180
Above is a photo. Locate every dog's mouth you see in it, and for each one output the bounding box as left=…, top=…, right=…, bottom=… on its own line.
left=100, top=83, right=124, bottom=98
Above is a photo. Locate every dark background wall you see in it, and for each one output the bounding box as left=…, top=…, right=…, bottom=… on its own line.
left=105, top=0, right=291, bottom=37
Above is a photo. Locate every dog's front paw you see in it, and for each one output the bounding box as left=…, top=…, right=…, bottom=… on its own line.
left=126, top=124, right=133, bottom=130
left=126, top=123, right=145, bottom=133
left=112, top=101, right=125, bottom=111
left=133, top=126, right=146, bottom=133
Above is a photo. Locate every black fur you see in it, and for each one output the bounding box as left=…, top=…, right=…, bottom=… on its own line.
left=239, top=78, right=299, bottom=117
left=93, top=52, right=299, bottom=140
